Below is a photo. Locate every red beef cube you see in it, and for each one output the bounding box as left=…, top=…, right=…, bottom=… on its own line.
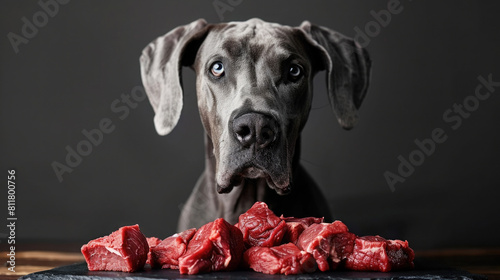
left=296, top=221, right=349, bottom=271
left=81, top=224, right=149, bottom=272
left=244, top=243, right=317, bottom=275
left=281, top=215, right=324, bottom=244
left=280, top=215, right=324, bottom=226
left=282, top=222, right=306, bottom=244
left=178, top=218, right=244, bottom=274
left=345, top=236, right=415, bottom=272
left=146, top=237, right=162, bottom=266
left=329, top=232, right=357, bottom=269
left=386, top=239, right=415, bottom=270
left=150, top=228, right=197, bottom=269
left=238, top=202, right=287, bottom=247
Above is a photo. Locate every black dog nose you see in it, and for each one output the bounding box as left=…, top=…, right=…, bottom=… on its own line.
left=232, top=113, right=278, bottom=149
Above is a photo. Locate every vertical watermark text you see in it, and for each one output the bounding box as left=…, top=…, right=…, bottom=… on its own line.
left=6, top=169, right=17, bottom=273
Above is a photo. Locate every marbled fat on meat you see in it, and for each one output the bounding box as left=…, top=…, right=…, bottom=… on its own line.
left=282, top=222, right=306, bottom=244
left=81, top=224, right=149, bottom=272
left=280, top=215, right=324, bottom=226
left=345, top=236, right=415, bottom=272
left=178, top=218, right=244, bottom=274
left=244, top=243, right=317, bottom=275
left=296, top=221, right=349, bottom=271
left=150, top=228, right=197, bottom=269
left=146, top=237, right=162, bottom=266
left=238, top=202, right=287, bottom=247
left=281, top=215, right=324, bottom=244
left=329, top=232, right=357, bottom=269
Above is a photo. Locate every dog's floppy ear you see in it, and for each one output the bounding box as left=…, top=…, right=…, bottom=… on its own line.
left=140, top=19, right=209, bottom=135
left=299, top=21, right=371, bottom=129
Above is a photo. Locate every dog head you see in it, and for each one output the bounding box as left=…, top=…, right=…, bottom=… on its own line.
left=140, top=18, right=370, bottom=195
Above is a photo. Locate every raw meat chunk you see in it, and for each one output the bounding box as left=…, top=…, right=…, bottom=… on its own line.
left=345, top=236, right=415, bottom=272
left=386, top=239, right=415, bottom=270
left=280, top=215, right=324, bottom=226
left=150, top=228, right=197, bottom=269
left=178, top=218, right=244, bottom=274
left=244, top=243, right=317, bottom=275
left=238, top=202, right=287, bottom=247
left=81, top=224, right=149, bottom=272
left=146, top=237, right=162, bottom=266
left=329, top=232, right=357, bottom=269
left=282, top=222, right=306, bottom=244
left=281, top=216, right=324, bottom=244
left=296, top=221, right=349, bottom=271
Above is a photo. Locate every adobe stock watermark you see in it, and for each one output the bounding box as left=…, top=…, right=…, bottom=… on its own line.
left=7, top=0, right=70, bottom=54
left=353, top=0, right=412, bottom=48
left=385, top=74, right=500, bottom=192
left=51, top=86, right=147, bottom=182
left=213, top=0, right=243, bottom=21
left=6, top=169, right=17, bottom=273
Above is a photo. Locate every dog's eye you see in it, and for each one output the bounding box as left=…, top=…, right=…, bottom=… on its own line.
left=211, top=61, right=225, bottom=77
left=288, top=64, right=303, bottom=81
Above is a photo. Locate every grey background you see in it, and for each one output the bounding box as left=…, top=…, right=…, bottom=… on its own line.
left=1, top=0, right=499, bottom=251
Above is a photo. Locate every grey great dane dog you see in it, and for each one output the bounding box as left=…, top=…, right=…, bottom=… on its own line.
left=140, top=18, right=370, bottom=231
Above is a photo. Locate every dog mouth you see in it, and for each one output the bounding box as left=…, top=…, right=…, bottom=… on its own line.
left=241, top=166, right=266, bottom=179
left=215, top=110, right=293, bottom=196
left=216, top=163, right=291, bottom=195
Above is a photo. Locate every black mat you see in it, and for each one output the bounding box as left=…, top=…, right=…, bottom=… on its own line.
left=19, top=261, right=486, bottom=280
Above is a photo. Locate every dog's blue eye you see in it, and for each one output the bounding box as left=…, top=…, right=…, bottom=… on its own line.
left=211, top=62, right=224, bottom=77
left=288, top=64, right=303, bottom=80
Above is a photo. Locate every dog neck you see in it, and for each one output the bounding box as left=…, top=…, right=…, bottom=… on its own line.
left=176, top=132, right=330, bottom=231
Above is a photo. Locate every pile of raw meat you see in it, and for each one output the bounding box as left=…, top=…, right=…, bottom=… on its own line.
left=81, top=202, right=414, bottom=275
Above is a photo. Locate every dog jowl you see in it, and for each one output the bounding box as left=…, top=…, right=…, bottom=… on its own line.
left=140, top=18, right=371, bottom=230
